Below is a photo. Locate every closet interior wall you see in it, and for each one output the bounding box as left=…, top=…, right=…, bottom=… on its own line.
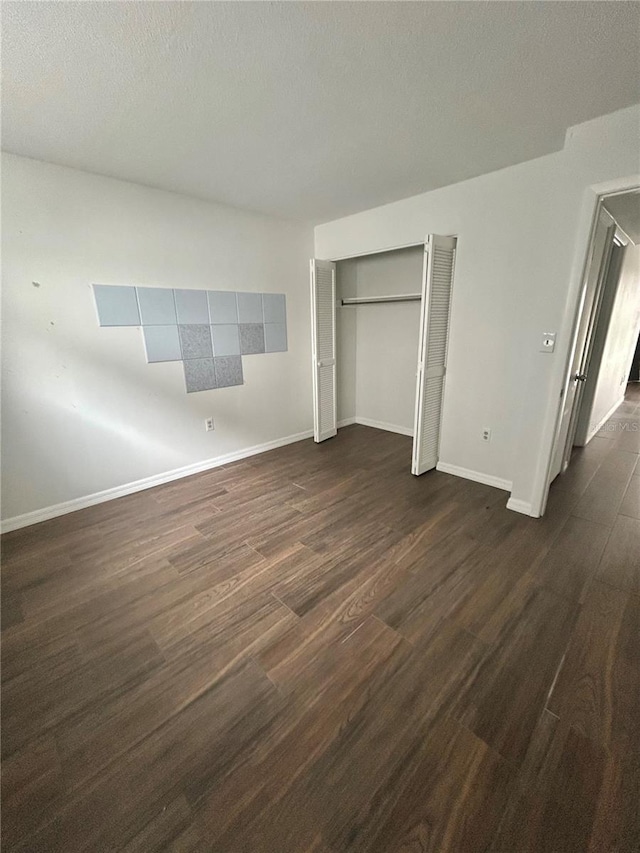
left=336, top=246, right=423, bottom=434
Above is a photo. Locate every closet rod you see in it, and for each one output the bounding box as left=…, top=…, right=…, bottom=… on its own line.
left=341, top=293, right=422, bottom=306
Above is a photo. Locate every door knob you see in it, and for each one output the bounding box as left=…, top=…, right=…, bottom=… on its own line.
left=574, top=373, right=587, bottom=382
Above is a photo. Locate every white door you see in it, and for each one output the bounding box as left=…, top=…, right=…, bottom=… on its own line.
left=412, top=235, right=457, bottom=475
left=549, top=208, right=616, bottom=481
left=310, top=259, right=337, bottom=443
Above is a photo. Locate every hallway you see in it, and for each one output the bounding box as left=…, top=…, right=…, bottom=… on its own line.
left=554, top=381, right=640, bottom=525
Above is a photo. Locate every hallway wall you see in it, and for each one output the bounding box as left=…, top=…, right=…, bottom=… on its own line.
left=580, top=243, right=640, bottom=441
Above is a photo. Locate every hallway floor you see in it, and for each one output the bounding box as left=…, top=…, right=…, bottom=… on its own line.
left=2, top=386, right=639, bottom=852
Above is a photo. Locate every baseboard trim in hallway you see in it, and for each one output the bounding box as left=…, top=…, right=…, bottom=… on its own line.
left=582, top=394, right=626, bottom=445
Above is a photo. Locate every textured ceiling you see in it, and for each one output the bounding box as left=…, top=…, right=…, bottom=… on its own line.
left=605, top=192, right=640, bottom=245
left=2, top=1, right=640, bottom=223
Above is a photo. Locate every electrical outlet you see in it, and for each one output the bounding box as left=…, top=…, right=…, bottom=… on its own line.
left=482, top=428, right=491, bottom=442
left=205, top=417, right=214, bottom=432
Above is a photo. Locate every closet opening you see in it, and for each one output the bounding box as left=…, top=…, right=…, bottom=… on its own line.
left=310, top=235, right=457, bottom=477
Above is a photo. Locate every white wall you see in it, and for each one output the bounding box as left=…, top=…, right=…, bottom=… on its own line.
left=1, top=154, right=314, bottom=525
left=336, top=247, right=422, bottom=432
left=315, top=105, right=640, bottom=513
left=581, top=243, right=640, bottom=438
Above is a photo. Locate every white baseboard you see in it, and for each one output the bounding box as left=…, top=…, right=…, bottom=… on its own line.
left=337, top=417, right=357, bottom=428
left=506, top=497, right=537, bottom=517
left=583, top=395, right=626, bottom=445
left=354, top=417, right=414, bottom=437
left=1, top=428, right=315, bottom=534
left=436, top=461, right=512, bottom=492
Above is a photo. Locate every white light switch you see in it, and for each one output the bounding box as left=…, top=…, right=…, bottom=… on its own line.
left=540, top=332, right=556, bottom=353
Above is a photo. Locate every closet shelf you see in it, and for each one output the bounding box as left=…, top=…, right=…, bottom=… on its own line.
left=341, top=293, right=421, bottom=306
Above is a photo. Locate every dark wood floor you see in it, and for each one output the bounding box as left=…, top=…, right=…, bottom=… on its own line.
left=2, top=385, right=639, bottom=852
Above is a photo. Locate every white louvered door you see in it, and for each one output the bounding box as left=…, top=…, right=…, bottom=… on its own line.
left=310, top=259, right=337, bottom=443
left=412, top=235, right=457, bottom=475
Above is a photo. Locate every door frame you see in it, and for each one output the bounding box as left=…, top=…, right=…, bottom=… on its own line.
left=534, top=175, right=640, bottom=517
left=550, top=206, right=617, bottom=479
left=326, top=238, right=457, bottom=475
left=327, top=241, right=424, bottom=263
left=573, top=232, right=628, bottom=448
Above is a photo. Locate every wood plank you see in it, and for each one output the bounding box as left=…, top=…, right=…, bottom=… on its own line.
left=533, top=515, right=611, bottom=603
left=572, top=449, right=637, bottom=526
left=362, top=718, right=513, bottom=853
left=594, top=513, right=640, bottom=594
left=1, top=405, right=638, bottom=852
left=619, top=473, right=640, bottom=519
left=450, top=587, right=577, bottom=765
left=546, top=581, right=639, bottom=752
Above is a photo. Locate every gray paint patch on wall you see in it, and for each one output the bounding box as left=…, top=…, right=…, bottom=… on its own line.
left=184, top=358, right=217, bottom=393
left=239, top=323, right=266, bottom=355
left=178, top=324, right=214, bottom=359
left=215, top=355, right=244, bottom=388
left=93, top=284, right=287, bottom=393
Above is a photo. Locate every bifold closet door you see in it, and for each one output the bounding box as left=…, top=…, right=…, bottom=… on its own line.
left=310, top=259, right=337, bottom=442
left=412, top=235, right=457, bottom=475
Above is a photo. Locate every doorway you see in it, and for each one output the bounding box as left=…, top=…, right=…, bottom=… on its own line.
left=336, top=245, right=423, bottom=440
left=310, top=235, right=457, bottom=478
left=547, top=187, right=640, bottom=492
